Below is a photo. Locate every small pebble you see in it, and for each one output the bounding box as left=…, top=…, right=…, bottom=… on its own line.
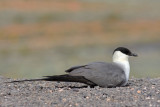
left=0, top=77, right=159, bottom=107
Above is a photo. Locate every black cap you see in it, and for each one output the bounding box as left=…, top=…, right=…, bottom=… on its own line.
left=113, top=47, right=138, bottom=57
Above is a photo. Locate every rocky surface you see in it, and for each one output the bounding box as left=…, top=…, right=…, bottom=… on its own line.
left=0, top=76, right=160, bottom=107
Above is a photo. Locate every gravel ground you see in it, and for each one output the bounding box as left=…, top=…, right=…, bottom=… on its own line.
left=0, top=76, right=160, bottom=107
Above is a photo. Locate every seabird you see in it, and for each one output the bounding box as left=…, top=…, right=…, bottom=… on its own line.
left=10, top=47, right=137, bottom=88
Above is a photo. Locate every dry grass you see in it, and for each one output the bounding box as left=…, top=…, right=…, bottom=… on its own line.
left=0, top=20, right=160, bottom=49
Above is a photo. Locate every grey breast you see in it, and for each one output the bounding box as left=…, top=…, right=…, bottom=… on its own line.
left=67, top=62, right=126, bottom=87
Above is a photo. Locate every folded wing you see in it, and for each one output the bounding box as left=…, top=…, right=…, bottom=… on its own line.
left=66, top=62, right=126, bottom=87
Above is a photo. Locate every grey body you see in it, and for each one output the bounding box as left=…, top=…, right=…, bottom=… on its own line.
left=66, top=62, right=126, bottom=87
left=9, top=62, right=126, bottom=88
left=9, top=47, right=137, bottom=88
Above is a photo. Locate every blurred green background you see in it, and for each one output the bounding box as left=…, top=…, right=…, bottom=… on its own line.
left=0, top=0, right=160, bottom=79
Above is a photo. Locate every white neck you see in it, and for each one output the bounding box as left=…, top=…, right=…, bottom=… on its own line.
left=112, top=51, right=130, bottom=84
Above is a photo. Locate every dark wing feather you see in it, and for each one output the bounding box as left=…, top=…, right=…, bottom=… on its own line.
left=65, top=65, right=87, bottom=73
left=6, top=74, right=97, bottom=86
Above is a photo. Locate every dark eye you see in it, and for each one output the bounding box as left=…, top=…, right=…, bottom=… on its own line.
left=123, top=50, right=131, bottom=55
left=120, top=48, right=131, bottom=55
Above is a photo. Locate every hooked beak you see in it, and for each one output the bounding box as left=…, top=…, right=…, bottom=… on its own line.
left=131, top=53, right=138, bottom=57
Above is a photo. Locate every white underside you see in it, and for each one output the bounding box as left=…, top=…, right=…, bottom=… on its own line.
left=113, top=51, right=130, bottom=85
left=114, top=61, right=130, bottom=85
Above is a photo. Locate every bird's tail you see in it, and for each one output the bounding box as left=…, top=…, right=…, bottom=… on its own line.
left=6, top=74, right=96, bottom=86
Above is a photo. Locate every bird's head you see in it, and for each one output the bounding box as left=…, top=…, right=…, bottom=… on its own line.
left=113, top=47, right=138, bottom=62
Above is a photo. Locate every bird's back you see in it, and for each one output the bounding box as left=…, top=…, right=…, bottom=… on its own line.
left=66, top=62, right=126, bottom=87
